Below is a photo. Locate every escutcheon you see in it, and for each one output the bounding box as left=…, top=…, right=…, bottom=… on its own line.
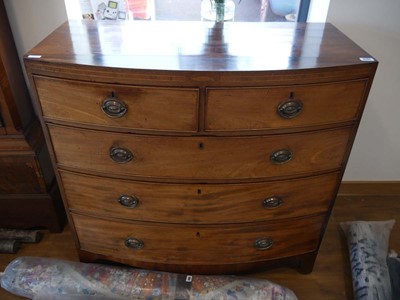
left=101, top=96, right=128, bottom=118
left=277, top=92, right=302, bottom=119
left=255, top=237, right=274, bottom=250
left=263, top=196, right=284, bottom=209
left=109, top=147, right=133, bottom=163
left=125, top=237, right=144, bottom=249
left=270, top=149, right=293, bottom=164
left=118, top=195, right=139, bottom=208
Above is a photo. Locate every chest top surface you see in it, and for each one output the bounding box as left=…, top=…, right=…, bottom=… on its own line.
left=25, top=21, right=376, bottom=72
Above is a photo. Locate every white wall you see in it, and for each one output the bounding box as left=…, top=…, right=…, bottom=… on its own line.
left=327, top=0, right=400, bottom=180
left=307, top=0, right=330, bottom=22
left=4, top=0, right=67, bottom=61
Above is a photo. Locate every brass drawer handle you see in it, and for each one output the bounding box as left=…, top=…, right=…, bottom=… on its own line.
left=277, top=92, right=302, bottom=119
left=125, top=238, right=144, bottom=249
left=270, top=149, right=292, bottom=164
left=118, top=195, right=139, bottom=208
left=110, top=147, right=133, bottom=163
left=263, top=196, right=283, bottom=209
left=255, top=237, right=273, bottom=250
left=101, top=96, right=127, bottom=118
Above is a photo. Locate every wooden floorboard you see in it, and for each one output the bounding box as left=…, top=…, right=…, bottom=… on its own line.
left=1, top=193, right=399, bottom=299
left=339, top=181, right=400, bottom=196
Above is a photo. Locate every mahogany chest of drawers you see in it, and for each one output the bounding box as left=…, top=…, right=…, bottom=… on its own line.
left=25, top=21, right=377, bottom=274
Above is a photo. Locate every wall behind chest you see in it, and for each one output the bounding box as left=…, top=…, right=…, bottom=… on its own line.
left=327, top=0, right=400, bottom=180
left=3, top=0, right=67, bottom=79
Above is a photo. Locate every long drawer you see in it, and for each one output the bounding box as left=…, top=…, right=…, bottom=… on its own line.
left=72, top=213, right=325, bottom=265
left=48, top=124, right=352, bottom=180
left=61, top=170, right=340, bottom=224
left=205, top=80, right=367, bottom=131
left=33, top=76, right=199, bottom=132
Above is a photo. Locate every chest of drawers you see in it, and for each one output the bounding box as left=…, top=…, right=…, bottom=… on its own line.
left=25, top=21, right=377, bottom=274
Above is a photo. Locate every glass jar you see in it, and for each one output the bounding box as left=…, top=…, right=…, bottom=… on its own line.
left=201, top=0, right=235, bottom=22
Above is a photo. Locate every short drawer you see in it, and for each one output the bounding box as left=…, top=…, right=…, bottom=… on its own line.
left=49, top=124, right=352, bottom=180
left=61, top=171, right=339, bottom=223
left=205, top=80, right=367, bottom=131
left=72, top=213, right=324, bottom=265
left=34, top=76, right=199, bottom=132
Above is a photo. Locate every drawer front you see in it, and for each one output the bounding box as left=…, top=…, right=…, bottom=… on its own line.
left=34, top=76, right=199, bottom=132
left=73, top=213, right=324, bottom=265
left=49, top=124, right=352, bottom=180
left=61, top=171, right=339, bottom=224
left=205, top=80, right=367, bottom=131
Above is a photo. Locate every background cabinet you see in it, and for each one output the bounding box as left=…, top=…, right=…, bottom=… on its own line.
left=0, top=0, right=65, bottom=232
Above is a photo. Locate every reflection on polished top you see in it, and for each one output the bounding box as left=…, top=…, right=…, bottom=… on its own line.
left=25, top=21, right=375, bottom=72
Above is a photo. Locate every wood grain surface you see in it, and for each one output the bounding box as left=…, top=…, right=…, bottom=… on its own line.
left=48, top=124, right=352, bottom=181
left=34, top=76, right=199, bottom=132
left=61, top=170, right=339, bottom=224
